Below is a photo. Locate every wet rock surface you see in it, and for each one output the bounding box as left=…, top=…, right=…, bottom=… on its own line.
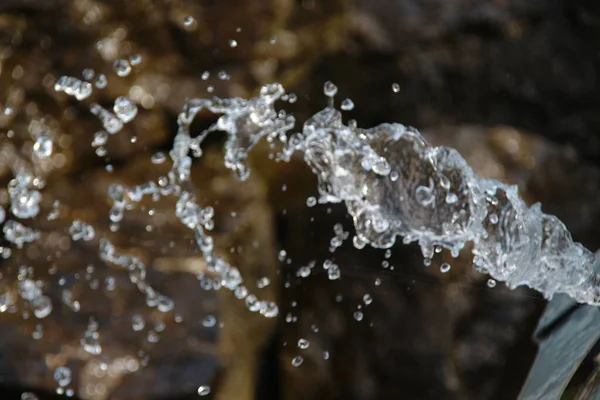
left=0, top=1, right=599, bottom=400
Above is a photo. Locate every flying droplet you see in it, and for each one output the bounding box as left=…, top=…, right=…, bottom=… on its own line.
left=440, top=263, right=451, bottom=273
left=392, top=83, right=400, bottom=93
left=340, top=98, right=354, bottom=111
left=197, top=386, right=211, bottom=396
left=53, top=366, right=71, bottom=387
left=113, top=59, right=132, bottom=77
left=353, top=311, right=364, bottom=321
left=33, top=134, right=53, bottom=158
left=323, top=81, right=338, bottom=97
left=184, top=16, right=195, bottom=27
left=94, top=74, right=107, bottom=89
left=113, top=96, right=138, bottom=123
left=151, top=152, right=167, bottom=164
left=129, top=54, right=142, bottom=66
left=291, top=356, right=304, bottom=367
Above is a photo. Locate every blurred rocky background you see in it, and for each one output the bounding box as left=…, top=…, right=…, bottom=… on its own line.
left=1, top=0, right=600, bottom=399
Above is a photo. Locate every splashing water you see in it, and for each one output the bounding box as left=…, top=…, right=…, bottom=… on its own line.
left=3, top=71, right=600, bottom=397
left=155, top=81, right=600, bottom=306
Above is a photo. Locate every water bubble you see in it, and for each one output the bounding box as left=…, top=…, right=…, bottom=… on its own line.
left=323, top=81, right=338, bottom=97
left=487, top=279, right=497, bottom=288
left=392, top=83, right=400, bottom=93
left=197, top=385, right=211, bottom=396
left=340, top=98, right=354, bottom=111
left=440, top=263, right=451, bottom=273
left=113, top=59, right=132, bottom=77
left=54, top=366, right=71, bottom=387
left=414, top=181, right=435, bottom=207
left=297, top=338, right=310, bottom=349
left=291, top=356, right=303, bottom=367
left=113, top=96, right=138, bottom=123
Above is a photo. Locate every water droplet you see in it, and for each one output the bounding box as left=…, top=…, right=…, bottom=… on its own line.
left=323, top=81, right=338, bottom=97
left=340, top=98, right=354, bottom=111
left=327, top=264, right=341, bottom=280
left=113, top=96, right=138, bottom=123
left=151, top=152, right=167, bottom=164
left=198, top=385, right=211, bottom=396
left=353, top=311, right=364, bottom=321
left=33, top=134, right=53, bottom=158
left=132, top=314, right=145, bottom=331
left=32, top=296, right=52, bottom=318
left=440, top=263, right=451, bottom=273
left=257, top=277, right=270, bottom=288
left=489, top=213, right=498, bottom=224
left=306, top=196, right=316, bottom=207
left=94, top=74, right=107, bottom=89
left=363, top=294, right=372, bottom=305
left=297, top=338, right=310, bottom=349
left=445, top=192, right=458, bottom=204
left=69, top=220, right=95, bottom=241
left=184, top=16, right=195, bottom=27
left=487, top=279, right=497, bottom=288
left=82, top=68, right=95, bottom=81
left=21, top=392, right=38, bottom=400
left=392, top=83, right=400, bottom=93
left=129, top=54, right=142, bottom=66
left=291, top=356, right=303, bottom=367
left=202, top=315, right=216, bottom=327
left=81, top=320, right=102, bottom=355
left=229, top=39, right=238, bottom=48
left=54, top=366, right=71, bottom=387
left=113, top=59, right=132, bottom=77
